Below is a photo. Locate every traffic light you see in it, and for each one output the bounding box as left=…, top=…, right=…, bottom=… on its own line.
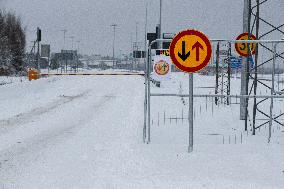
left=162, top=33, right=174, bottom=49
left=133, top=51, right=146, bottom=58
left=163, top=42, right=171, bottom=49
left=37, top=27, right=41, bottom=42
left=147, top=33, right=157, bottom=49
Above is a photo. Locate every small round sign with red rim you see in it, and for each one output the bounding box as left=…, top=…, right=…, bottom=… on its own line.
left=169, top=29, right=212, bottom=73
left=154, top=60, right=170, bottom=76
left=235, top=32, right=257, bottom=57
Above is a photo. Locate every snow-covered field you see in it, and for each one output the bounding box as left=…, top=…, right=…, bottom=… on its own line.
left=0, top=72, right=283, bottom=188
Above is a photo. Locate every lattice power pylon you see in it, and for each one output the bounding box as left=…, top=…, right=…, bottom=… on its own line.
left=246, top=0, right=284, bottom=137
left=214, top=42, right=232, bottom=105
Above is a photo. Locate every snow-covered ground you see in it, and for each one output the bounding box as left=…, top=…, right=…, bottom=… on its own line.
left=0, top=76, right=27, bottom=86
left=0, top=72, right=283, bottom=188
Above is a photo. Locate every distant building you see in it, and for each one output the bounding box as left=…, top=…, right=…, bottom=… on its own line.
left=50, top=50, right=80, bottom=70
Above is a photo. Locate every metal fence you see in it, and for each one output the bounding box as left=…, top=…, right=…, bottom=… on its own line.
left=144, top=38, right=284, bottom=152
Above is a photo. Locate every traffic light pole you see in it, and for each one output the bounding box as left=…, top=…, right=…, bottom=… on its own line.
left=37, top=27, right=41, bottom=71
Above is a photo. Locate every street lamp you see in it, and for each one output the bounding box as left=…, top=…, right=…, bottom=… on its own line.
left=76, top=40, right=80, bottom=72
left=61, top=29, right=67, bottom=50
left=70, top=36, right=75, bottom=50
left=111, top=24, right=117, bottom=69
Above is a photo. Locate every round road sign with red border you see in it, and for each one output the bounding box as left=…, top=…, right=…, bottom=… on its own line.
left=235, top=32, right=257, bottom=57
left=154, top=60, right=170, bottom=76
left=169, top=29, right=212, bottom=73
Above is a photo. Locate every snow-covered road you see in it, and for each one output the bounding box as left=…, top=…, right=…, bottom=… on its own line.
left=0, top=76, right=147, bottom=188
left=0, top=75, right=283, bottom=188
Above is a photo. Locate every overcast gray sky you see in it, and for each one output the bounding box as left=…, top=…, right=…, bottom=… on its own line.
left=1, top=0, right=283, bottom=56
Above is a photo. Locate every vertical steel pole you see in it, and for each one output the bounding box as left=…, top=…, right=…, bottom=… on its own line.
left=215, top=43, right=220, bottom=105
left=227, top=42, right=231, bottom=105
left=269, top=43, right=276, bottom=143
left=61, top=29, right=67, bottom=74
left=147, top=45, right=151, bottom=144
left=143, top=3, right=148, bottom=143
left=240, top=0, right=251, bottom=120
left=113, top=25, right=116, bottom=68
left=158, top=0, right=162, bottom=49
left=37, top=40, right=40, bottom=71
left=221, top=66, right=224, bottom=104
left=244, top=0, right=252, bottom=132
left=188, top=73, right=194, bottom=153
left=37, top=27, right=40, bottom=71
left=159, top=0, right=162, bottom=35
left=47, top=54, right=50, bottom=74
left=135, top=22, right=138, bottom=70
left=111, top=24, right=117, bottom=69
left=143, top=48, right=148, bottom=143
left=252, top=0, right=260, bottom=135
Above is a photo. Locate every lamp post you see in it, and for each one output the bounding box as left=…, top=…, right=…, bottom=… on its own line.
left=111, top=24, right=117, bottom=69
left=158, top=0, right=162, bottom=49
left=61, top=29, right=67, bottom=50
left=76, top=40, right=80, bottom=72
left=70, top=36, right=75, bottom=50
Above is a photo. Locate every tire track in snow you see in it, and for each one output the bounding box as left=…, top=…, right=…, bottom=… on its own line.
left=0, top=90, right=90, bottom=134
left=0, top=93, right=116, bottom=186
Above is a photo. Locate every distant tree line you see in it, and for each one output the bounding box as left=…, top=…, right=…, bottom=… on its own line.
left=0, top=10, right=26, bottom=75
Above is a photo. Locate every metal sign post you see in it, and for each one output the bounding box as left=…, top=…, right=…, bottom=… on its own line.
left=188, top=73, right=194, bottom=153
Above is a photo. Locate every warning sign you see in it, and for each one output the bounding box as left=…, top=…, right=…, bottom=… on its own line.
left=152, top=55, right=172, bottom=81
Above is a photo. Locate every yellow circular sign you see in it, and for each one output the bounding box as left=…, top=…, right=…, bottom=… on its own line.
left=154, top=60, right=170, bottom=75
left=235, top=32, right=257, bottom=57
left=170, top=30, right=212, bottom=73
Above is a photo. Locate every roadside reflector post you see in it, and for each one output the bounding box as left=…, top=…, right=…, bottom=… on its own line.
left=28, top=69, right=40, bottom=81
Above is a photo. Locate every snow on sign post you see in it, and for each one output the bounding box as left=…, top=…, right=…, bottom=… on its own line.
left=169, top=29, right=212, bottom=153
left=152, top=55, right=172, bottom=81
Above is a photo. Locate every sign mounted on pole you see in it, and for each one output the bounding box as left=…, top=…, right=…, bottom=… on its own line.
left=152, top=55, right=172, bottom=81
left=235, top=32, right=257, bottom=57
left=41, top=44, right=50, bottom=58
left=169, top=29, right=212, bottom=73
left=156, top=49, right=170, bottom=56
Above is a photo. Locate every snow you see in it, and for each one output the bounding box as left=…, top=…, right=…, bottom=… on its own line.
left=0, top=72, right=283, bottom=188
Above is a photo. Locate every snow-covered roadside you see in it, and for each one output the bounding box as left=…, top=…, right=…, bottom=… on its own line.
left=0, top=73, right=283, bottom=188
left=0, top=76, right=27, bottom=86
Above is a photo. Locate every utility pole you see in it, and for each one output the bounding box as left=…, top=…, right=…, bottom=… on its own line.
left=70, top=36, right=75, bottom=50
left=136, top=22, right=138, bottom=46
left=76, top=40, right=80, bottom=52
left=69, top=36, right=75, bottom=72
left=61, top=29, right=67, bottom=73
left=76, top=40, right=80, bottom=72
left=37, top=27, right=41, bottom=71
left=135, top=22, right=138, bottom=70
left=111, top=24, right=117, bottom=69
left=130, top=32, right=133, bottom=71
left=143, top=2, right=148, bottom=142
left=61, top=29, right=67, bottom=50
left=240, top=0, right=251, bottom=121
